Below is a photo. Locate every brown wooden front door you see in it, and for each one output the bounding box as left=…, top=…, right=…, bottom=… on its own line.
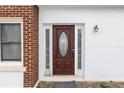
left=53, top=25, right=74, bottom=75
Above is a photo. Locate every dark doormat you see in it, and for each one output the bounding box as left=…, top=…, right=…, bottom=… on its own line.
left=52, top=81, right=76, bottom=88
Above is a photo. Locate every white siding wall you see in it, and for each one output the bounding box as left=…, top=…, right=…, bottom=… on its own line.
left=39, top=6, right=124, bottom=80
left=0, top=72, right=23, bottom=87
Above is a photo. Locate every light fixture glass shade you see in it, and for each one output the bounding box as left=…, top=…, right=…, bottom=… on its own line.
left=59, top=32, right=68, bottom=57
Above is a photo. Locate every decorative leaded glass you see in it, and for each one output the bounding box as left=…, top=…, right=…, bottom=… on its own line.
left=59, top=32, right=68, bottom=57
left=46, top=29, right=50, bottom=69
left=78, top=29, right=82, bottom=69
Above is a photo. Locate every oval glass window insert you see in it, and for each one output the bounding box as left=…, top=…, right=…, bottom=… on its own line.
left=59, top=32, right=68, bottom=57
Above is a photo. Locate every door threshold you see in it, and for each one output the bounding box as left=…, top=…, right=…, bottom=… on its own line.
left=40, top=75, right=84, bottom=81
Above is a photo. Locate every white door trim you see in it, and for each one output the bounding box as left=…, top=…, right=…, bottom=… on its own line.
left=39, top=23, right=85, bottom=80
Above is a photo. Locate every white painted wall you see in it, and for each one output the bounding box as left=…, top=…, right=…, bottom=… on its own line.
left=0, top=72, right=23, bottom=88
left=39, top=6, right=124, bottom=80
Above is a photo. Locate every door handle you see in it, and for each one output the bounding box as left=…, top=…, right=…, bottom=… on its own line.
left=72, top=48, right=75, bottom=54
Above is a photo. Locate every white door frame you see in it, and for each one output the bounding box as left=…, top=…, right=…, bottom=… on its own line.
left=39, top=23, right=85, bottom=80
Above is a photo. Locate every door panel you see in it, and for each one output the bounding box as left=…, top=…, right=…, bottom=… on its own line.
left=53, top=25, right=74, bottom=75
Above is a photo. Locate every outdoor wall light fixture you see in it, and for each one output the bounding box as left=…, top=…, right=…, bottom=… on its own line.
left=94, top=25, right=99, bottom=32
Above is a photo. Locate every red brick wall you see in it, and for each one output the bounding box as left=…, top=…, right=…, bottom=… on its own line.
left=0, top=5, right=39, bottom=87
